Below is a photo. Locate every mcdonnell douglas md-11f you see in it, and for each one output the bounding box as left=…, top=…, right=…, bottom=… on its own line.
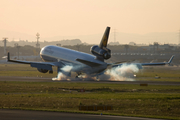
left=7, top=27, right=174, bottom=79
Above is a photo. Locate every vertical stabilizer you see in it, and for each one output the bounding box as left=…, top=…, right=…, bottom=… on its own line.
left=99, top=27, right=110, bottom=48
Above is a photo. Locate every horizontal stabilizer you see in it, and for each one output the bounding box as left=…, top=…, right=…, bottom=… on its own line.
left=76, top=58, right=101, bottom=67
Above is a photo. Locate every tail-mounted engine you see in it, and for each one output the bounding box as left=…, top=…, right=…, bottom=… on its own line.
left=90, top=26, right=111, bottom=60
left=90, top=45, right=111, bottom=60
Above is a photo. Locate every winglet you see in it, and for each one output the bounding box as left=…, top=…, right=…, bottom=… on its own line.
left=167, top=55, right=174, bottom=64
left=7, top=52, right=10, bottom=61
left=99, top=26, right=110, bottom=48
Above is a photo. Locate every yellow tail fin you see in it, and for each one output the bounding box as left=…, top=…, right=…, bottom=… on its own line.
left=99, top=27, right=110, bottom=48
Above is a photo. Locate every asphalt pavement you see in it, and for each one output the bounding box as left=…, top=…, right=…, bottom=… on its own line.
left=0, top=76, right=180, bottom=86
left=0, top=109, right=165, bottom=120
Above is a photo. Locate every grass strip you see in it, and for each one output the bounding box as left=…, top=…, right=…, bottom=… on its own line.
left=0, top=81, right=180, bottom=119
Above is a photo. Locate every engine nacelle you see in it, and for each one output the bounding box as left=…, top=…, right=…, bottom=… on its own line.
left=90, top=45, right=111, bottom=60
left=37, top=68, right=48, bottom=73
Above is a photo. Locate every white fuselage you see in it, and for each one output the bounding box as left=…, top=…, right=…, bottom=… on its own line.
left=40, top=45, right=107, bottom=74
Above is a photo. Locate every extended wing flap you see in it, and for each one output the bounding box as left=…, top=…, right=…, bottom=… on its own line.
left=76, top=58, right=102, bottom=67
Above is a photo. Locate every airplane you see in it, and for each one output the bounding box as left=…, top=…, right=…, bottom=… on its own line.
left=7, top=26, right=174, bottom=79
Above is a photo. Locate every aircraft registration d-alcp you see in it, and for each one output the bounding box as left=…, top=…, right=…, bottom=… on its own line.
left=7, top=27, right=174, bottom=79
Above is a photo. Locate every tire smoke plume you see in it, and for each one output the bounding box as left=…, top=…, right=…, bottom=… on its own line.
left=52, top=63, right=140, bottom=81
left=52, top=65, right=73, bottom=80
left=99, top=63, right=140, bottom=81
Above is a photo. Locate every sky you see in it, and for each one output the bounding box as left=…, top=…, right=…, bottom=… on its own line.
left=1, top=0, right=180, bottom=44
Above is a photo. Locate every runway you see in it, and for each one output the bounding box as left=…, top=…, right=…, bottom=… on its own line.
left=0, top=76, right=180, bottom=86
left=0, top=109, right=165, bottom=120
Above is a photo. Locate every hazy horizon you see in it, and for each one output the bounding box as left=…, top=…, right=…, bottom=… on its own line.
left=1, top=0, right=180, bottom=44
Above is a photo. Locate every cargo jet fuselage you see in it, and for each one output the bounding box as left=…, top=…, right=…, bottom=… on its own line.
left=40, top=45, right=107, bottom=75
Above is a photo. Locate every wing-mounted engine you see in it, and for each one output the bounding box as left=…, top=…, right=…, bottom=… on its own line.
left=30, top=63, right=53, bottom=74
left=90, top=45, right=111, bottom=60
left=37, top=68, right=49, bottom=73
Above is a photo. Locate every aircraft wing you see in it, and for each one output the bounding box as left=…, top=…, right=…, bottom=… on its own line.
left=107, top=60, right=135, bottom=67
left=76, top=58, right=102, bottom=67
left=140, top=55, right=174, bottom=66
left=109, top=55, right=174, bottom=68
left=7, top=52, right=64, bottom=71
